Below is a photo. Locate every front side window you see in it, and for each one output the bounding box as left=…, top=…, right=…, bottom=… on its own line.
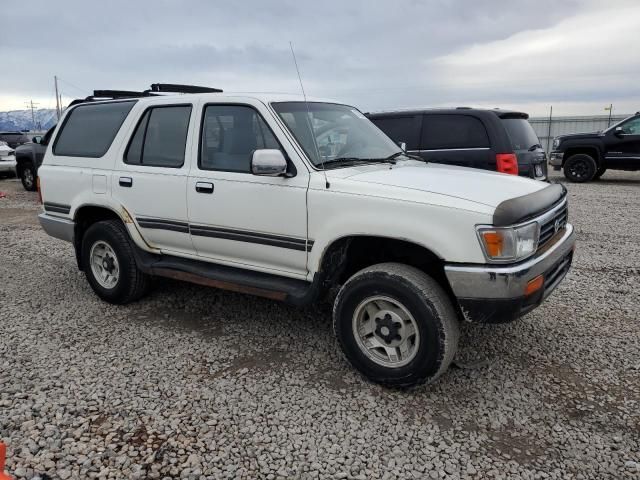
left=53, top=101, right=135, bottom=157
left=125, top=105, right=192, bottom=167
left=620, top=117, right=640, bottom=135
left=200, top=105, right=280, bottom=173
left=421, top=114, right=490, bottom=150
left=272, top=102, right=401, bottom=168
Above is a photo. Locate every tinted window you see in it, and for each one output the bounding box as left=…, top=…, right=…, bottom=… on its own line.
left=53, top=101, right=135, bottom=157
left=370, top=116, right=421, bottom=150
left=619, top=117, right=640, bottom=135
left=125, top=106, right=192, bottom=168
left=501, top=118, right=540, bottom=150
left=200, top=105, right=280, bottom=173
left=421, top=114, right=490, bottom=150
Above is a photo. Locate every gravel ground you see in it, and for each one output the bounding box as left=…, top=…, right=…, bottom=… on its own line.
left=1, top=170, right=639, bottom=480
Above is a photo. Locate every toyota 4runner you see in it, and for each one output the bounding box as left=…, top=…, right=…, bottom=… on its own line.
left=38, top=84, right=575, bottom=387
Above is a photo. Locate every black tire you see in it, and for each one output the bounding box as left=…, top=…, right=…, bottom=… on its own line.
left=81, top=220, right=150, bottom=304
left=563, top=154, right=597, bottom=183
left=333, top=263, right=459, bottom=387
left=19, top=162, right=37, bottom=191
left=593, top=166, right=607, bottom=180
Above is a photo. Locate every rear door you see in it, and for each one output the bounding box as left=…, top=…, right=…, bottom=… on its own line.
left=500, top=117, right=547, bottom=180
left=418, top=114, right=493, bottom=169
left=111, top=101, right=195, bottom=255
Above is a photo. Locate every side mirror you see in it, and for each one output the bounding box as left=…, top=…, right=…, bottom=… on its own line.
left=251, top=149, right=288, bottom=177
left=614, top=126, right=624, bottom=137
left=397, top=141, right=407, bottom=152
left=32, top=136, right=42, bottom=144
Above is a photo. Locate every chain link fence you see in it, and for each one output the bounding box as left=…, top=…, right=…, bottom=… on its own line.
left=529, top=113, right=632, bottom=152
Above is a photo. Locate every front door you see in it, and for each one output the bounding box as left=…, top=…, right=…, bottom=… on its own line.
left=187, top=102, right=309, bottom=278
left=111, top=102, right=196, bottom=255
left=606, top=116, right=640, bottom=170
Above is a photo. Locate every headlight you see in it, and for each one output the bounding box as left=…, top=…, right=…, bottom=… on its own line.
left=552, top=138, right=561, bottom=149
left=477, top=222, right=539, bottom=262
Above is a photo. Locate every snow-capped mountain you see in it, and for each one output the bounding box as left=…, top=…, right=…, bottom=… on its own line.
left=0, top=109, right=58, bottom=131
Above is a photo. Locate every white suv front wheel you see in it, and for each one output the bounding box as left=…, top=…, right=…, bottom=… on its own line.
left=333, top=263, right=459, bottom=387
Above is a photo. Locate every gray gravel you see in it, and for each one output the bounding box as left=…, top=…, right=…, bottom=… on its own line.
left=1, top=170, right=639, bottom=479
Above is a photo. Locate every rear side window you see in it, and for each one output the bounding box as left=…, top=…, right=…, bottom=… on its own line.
left=200, top=105, right=280, bottom=173
left=370, top=116, right=421, bottom=150
left=125, top=105, right=192, bottom=168
left=501, top=118, right=540, bottom=151
left=421, top=114, right=489, bottom=150
left=53, top=101, right=135, bottom=157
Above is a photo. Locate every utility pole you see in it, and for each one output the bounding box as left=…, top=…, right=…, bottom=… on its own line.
left=54, top=75, right=61, bottom=119
left=605, top=104, right=613, bottom=127
left=546, top=105, right=553, bottom=152
left=24, top=100, right=39, bottom=131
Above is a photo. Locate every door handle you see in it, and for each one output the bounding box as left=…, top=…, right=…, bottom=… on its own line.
left=119, top=177, right=133, bottom=187
left=195, top=182, right=214, bottom=194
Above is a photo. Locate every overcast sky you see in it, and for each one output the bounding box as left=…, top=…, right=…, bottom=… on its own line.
left=1, top=0, right=638, bottom=116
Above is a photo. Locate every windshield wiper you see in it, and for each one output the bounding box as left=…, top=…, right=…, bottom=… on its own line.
left=528, top=143, right=542, bottom=151
left=321, top=156, right=397, bottom=169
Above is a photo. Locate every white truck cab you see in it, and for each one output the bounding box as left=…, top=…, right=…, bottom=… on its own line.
left=38, top=85, right=575, bottom=386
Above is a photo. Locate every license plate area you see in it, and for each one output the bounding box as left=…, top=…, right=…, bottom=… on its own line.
left=534, top=164, right=544, bottom=177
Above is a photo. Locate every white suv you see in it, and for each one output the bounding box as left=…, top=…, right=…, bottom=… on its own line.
left=38, top=85, right=575, bottom=386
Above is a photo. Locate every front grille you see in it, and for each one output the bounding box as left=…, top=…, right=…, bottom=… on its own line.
left=538, top=202, right=568, bottom=249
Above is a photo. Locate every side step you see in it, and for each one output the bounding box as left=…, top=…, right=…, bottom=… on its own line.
left=132, top=246, right=321, bottom=307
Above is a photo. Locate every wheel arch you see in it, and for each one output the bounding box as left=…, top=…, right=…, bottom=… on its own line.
left=72, top=204, right=155, bottom=270
left=563, top=146, right=602, bottom=167
left=315, top=235, right=456, bottom=303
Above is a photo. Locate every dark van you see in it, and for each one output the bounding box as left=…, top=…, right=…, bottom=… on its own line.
left=367, top=108, right=547, bottom=180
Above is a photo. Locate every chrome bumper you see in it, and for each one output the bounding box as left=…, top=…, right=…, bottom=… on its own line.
left=39, top=213, right=75, bottom=242
left=445, top=224, right=575, bottom=322
left=0, top=159, right=16, bottom=172
left=549, top=152, right=564, bottom=166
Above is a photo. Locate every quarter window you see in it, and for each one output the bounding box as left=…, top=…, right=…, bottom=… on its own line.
left=125, top=105, right=192, bottom=167
left=421, top=114, right=490, bottom=150
left=53, top=101, right=135, bottom=157
left=200, top=105, right=280, bottom=173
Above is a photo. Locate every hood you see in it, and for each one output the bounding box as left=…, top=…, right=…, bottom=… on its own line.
left=556, top=131, right=602, bottom=141
left=333, top=161, right=546, bottom=208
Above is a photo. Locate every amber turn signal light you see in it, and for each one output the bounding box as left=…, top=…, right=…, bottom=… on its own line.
left=525, top=275, right=544, bottom=296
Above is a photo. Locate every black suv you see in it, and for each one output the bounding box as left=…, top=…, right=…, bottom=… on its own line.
left=367, top=108, right=547, bottom=180
left=549, top=112, right=640, bottom=182
left=14, top=126, right=55, bottom=191
left=0, top=132, right=30, bottom=149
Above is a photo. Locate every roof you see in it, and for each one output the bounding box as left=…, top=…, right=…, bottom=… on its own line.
left=70, top=91, right=341, bottom=108
left=366, top=107, right=529, bottom=119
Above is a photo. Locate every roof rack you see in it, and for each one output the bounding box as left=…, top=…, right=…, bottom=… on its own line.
left=93, top=89, right=156, bottom=99
left=149, top=83, right=223, bottom=94
left=66, top=83, right=224, bottom=108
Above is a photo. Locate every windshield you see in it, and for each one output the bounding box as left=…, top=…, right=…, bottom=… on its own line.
left=271, top=102, right=401, bottom=168
left=501, top=118, right=540, bottom=151
left=603, top=114, right=639, bottom=134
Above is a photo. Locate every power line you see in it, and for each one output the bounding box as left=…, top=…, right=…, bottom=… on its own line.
left=56, top=77, right=91, bottom=96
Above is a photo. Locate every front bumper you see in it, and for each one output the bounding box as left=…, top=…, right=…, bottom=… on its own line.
left=39, top=213, right=75, bottom=242
left=0, top=159, right=16, bottom=173
left=549, top=151, right=564, bottom=168
left=444, top=224, right=575, bottom=323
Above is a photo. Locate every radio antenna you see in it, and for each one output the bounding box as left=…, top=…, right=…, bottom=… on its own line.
left=289, top=41, right=329, bottom=188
